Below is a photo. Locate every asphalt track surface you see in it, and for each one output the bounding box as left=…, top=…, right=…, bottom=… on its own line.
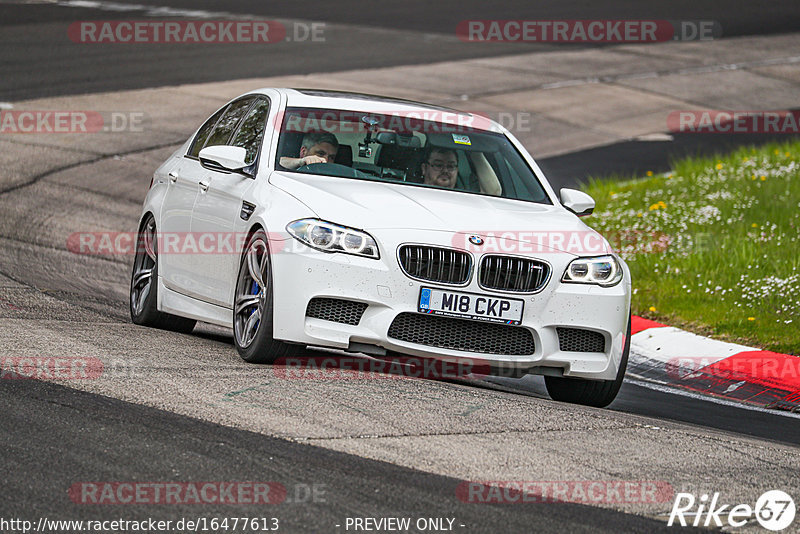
left=0, top=378, right=686, bottom=533
left=1, top=2, right=800, bottom=533
left=2, top=0, right=800, bottom=101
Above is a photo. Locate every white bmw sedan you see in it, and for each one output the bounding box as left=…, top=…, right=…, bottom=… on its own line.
left=131, top=88, right=631, bottom=407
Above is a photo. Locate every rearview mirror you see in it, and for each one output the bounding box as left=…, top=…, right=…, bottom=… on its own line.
left=560, top=188, right=595, bottom=217
left=198, top=145, right=249, bottom=174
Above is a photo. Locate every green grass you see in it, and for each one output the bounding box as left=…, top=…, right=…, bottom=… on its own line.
left=583, top=141, right=800, bottom=355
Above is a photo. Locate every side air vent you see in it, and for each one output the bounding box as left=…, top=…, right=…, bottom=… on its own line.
left=557, top=328, right=606, bottom=353
left=240, top=201, right=256, bottom=221
left=305, top=298, right=368, bottom=326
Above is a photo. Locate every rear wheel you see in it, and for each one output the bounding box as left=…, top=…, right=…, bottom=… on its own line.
left=129, top=214, right=196, bottom=333
left=545, top=315, right=631, bottom=408
left=233, top=229, right=292, bottom=364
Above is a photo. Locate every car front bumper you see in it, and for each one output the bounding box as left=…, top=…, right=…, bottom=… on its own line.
left=270, top=229, right=630, bottom=381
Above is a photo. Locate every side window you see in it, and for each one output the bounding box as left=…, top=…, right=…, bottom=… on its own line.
left=230, top=98, right=270, bottom=165
left=188, top=106, right=227, bottom=158
left=204, top=97, right=256, bottom=149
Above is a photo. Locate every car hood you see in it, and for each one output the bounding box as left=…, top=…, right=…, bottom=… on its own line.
left=270, top=172, right=605, bottom=255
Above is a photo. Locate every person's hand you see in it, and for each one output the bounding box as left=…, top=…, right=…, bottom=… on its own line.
left=302, top=155, right=327, bottom=165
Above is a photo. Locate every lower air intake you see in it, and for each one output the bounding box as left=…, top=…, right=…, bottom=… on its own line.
left=388, top=312, right=535, bottom=355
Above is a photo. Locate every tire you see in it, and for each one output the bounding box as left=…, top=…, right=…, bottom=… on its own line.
left=545, top=314, right=631, bottom=408
left=130, top=214, right=197, bottom=333
left=233, top=229, right=292, bottom=364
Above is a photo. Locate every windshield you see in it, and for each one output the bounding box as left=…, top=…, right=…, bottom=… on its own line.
left=274, top=107, right=552, bottom=205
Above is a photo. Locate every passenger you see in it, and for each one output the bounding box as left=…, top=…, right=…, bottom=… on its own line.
left=280, top=132, right=339, bottom=170
left=420, top=146, right=502, bottom=196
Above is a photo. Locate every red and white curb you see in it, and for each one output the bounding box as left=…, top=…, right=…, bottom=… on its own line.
left=628, top=317, right=800, bottom=412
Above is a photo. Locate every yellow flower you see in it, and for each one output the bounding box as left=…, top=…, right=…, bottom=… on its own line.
left=774, top=149, right=780, bottom=155
left=637, top=212, right=643, bottom=217
left=751, top=223, right=758, bottom=228
left=646, top=171, right=653, bottom=177
left=760, top=176, right=766, bottom=181
left=786, top=152, right=791, bottom=157
left=751, top=174, right=757, bottom=180
left=649, top=306, right=657, bottom=312
left=747, top=317, right=755, bottom=321
left=667, top=174, right=673, bottom=179
left=715, top=163, right=723, bottom=170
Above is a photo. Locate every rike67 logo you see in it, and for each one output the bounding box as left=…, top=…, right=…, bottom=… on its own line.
left=668, top=490, right=795, bottom=531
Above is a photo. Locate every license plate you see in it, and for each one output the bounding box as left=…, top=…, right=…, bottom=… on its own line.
left=418, top=287, right=524, bottom=325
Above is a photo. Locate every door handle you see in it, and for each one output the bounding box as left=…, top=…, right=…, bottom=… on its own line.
left=199, top=179, right=210, bottom=192
left=168, top=171, right=179, bottom=183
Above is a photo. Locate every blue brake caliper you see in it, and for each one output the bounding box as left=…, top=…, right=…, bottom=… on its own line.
left=250, top=280, right=260, bottom=327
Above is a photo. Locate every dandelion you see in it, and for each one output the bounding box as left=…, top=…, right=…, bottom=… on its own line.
left=637, top=212, right=643, bottom=218
left=752, top=223, right=758, bottom=228
left=649, top=306, right=657, bottom=312
left=715, top=163, right=723, bottom=170
left=774, top=149, right=780, bottom=155
left=747, top=317, right=755, bottom=321
left=751, top=174, right=757, bottom=180
left=646, top=171, right=653, bottom=177
left=760, top=176, right=766, bottom=181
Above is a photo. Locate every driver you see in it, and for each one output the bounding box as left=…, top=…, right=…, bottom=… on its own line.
left=280, top=132, right=339, bottom=170
left=421, top=146, right=458, bottom=188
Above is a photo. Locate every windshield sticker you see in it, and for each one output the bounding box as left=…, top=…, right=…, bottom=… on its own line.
left=452, top=134, right=471, bottom=145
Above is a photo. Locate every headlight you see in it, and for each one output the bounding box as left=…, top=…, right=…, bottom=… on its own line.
left=562, top=255, right=622, bottom=287
left=286, top=219, right=380, bottom=259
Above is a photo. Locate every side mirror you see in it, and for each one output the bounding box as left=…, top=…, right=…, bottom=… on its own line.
left=198, top=146, right=249, bottom=174
left=560, top=188, right=595, bottom=217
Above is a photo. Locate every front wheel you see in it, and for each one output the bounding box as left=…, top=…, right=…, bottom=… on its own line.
left=233, top=229, right=292, bottom=364
left=545, top=315, right=631, bottom=408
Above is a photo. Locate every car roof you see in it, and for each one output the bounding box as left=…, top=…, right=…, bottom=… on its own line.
left=246, top=88, right=505, bottom=133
